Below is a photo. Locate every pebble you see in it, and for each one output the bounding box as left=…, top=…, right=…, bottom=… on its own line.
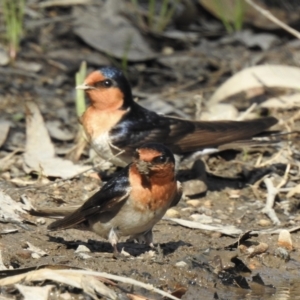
left=274, top=247, right=290, bottom=261
left=165, top=208, right=180, bottom=218
left=203, top=200, right=212, bottom=208
left=31, top=253, right=41, bottom=259
left=182, top=180, right=207, bottom=198
left=75, top=245, right=91, bottom=253
left=248, top=242, right=269, bottom=257
left=258, top=219, right=271, bottom=227
left=175, top=261, right=187, bottom=268
left=278, top=229, right=293, bottom=250
left=36, top=218, right=46, bottom=225
left=186, top=200, right=201, bottom=207
left=181, top=207, right=194, bottom=213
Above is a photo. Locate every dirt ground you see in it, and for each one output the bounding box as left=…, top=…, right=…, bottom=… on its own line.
left=2, top=1, right=300, bottom=299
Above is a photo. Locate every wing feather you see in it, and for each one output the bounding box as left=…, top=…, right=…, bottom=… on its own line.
left=48, top=166, right=131, bottom=230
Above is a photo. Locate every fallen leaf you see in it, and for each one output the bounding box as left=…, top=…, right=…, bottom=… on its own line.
left=0, top=190, right=27, bottom=224
left=46, top=120, right=75, bottom=141
left=261, top=93, right=300, bottom=109
left=24, top=101, right=89, bottom=179
left=209, top=65, right=300, bottom=104
left=15, top=284, right=53, bottom=300
left=73, top=1, right=156, bottom=61
left=164, top=218, right=243, bottom=236
left=0, top=268, right=179, bottom=300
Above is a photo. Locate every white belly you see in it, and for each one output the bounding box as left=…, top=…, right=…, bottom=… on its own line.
left=89, top=200, right=168, bottom=239
left=91, top=132, right=129, bottom=167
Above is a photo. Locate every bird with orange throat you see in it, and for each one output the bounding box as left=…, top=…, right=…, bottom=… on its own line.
left=47, top=143, right=182, bottom=256
left=76, top=66, right=277, bottom=167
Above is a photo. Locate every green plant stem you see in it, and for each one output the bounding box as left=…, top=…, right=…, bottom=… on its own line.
left=234, top=0, right=244, bottom=31
left=2, top=0, right=25, bottom=61
left=75, top=61, right=87, bottom=118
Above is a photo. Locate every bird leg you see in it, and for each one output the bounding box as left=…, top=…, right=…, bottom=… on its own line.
left=108, top=228, right=120, bottom=257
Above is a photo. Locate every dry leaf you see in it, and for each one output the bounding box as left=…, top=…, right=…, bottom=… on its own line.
left=15, top=284, right=53, bottom=300
left=46, top=120, right=75, bottom=141
left=0, top=268, right=179, bottom=300
left=164, top=218, right=242, bottom=236
left=261, top=93, right=300, bottom=109
left=209, top=65, right=300, bottom=104
left=24, top=101, right=89, bottom=179
left=73, top=1, right=156, bottom=61
left=0, top=191, right=26, bottom=224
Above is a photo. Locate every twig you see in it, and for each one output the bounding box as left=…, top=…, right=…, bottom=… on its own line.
left=237, top=103, right=257, bottom=121
left=245, top=0, right=300, bottom=39
left=276, top=164, right=290, bottom=189
left=52, top=270, right=180, bottom=300
left=262, top=177, right=281, bottom=225
left=38, top=0, right=91, bottom=8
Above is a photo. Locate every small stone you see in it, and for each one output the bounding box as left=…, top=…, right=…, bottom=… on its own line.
left=203, top=200, right=212, bottom=208
left=165, top=208, right=180, bottom=218
left=186, top=200, right=201, bottom=207
left=210, top=232, right=222, bottom=239
left=182, top=180, right=207, bottom=197
left=258, top=219, right=271, bottom=227
left=181, top=207, right=194, bottom=213
left=278, top=230, right=293, bottom=250
left=274, top=247, right=290, bottom=261
left=227, top=190, right=241, bottom=199
left=31, top=252, right=41, bottom=259
left=175, top=261, right=187, bottom=268
left=36, top=218, right=46, bottom=225
left=162, top=46, right=174, bottom=55
left=248, top=242, right=269, bottom=257
left=75, top=245, right=91, bottom=253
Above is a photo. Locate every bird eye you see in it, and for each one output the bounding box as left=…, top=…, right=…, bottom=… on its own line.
left=102, top=79, right=113, bottom=88
left=153, top=155, right=167, bottom=163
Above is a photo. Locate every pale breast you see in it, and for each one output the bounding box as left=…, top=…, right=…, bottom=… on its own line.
left=91, top=132, right=129, bottom=167
left=81, top=106, right=131, bottom=166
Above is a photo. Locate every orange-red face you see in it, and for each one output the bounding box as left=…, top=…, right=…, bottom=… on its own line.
left=76, top=71, right=124, bottom=111
left=133, top=146, right=175, bottom=179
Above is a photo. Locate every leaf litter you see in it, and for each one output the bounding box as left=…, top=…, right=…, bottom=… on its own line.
left=23, top=101, right=89, bottom=179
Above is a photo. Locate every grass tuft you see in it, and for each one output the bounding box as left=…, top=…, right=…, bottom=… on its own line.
left=131, top=0, right=179, bottom=33
left=2, top=0, right=25, bottom=62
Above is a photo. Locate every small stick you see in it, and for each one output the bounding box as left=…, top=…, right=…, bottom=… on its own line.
left=262, top=177, right=281, bottom=225
left=245, top=0, right=300, bottom=39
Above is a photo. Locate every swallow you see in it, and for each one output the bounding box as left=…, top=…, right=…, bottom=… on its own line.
left=76, top=66, right=278, bottom=167
left=47, top=143, right=182, bottom=256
